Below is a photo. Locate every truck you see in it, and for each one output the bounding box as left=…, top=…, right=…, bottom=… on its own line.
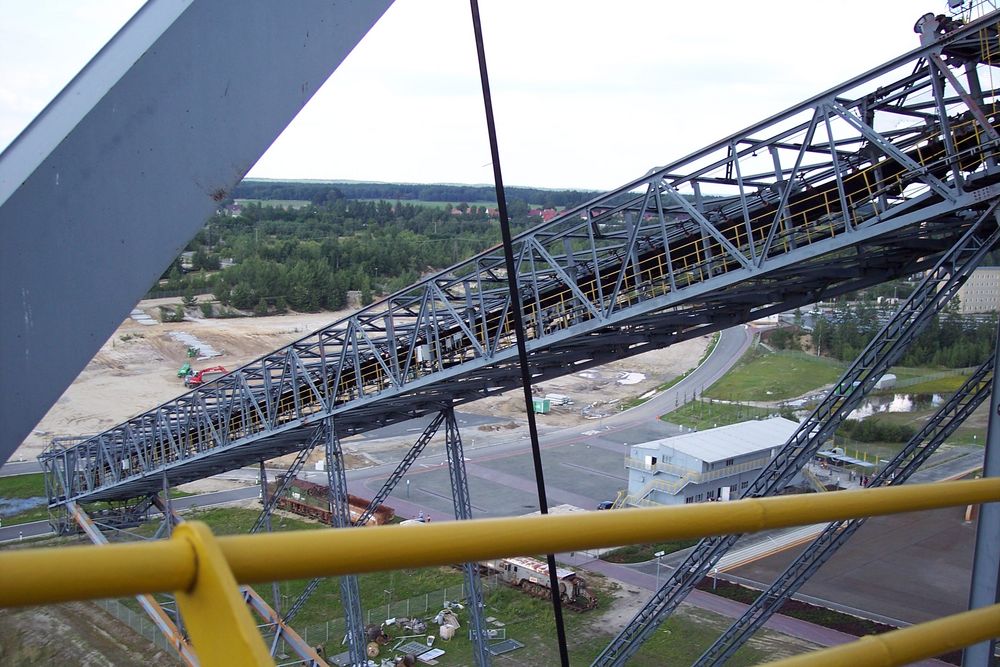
left=184, top=365, right=228, bottom=388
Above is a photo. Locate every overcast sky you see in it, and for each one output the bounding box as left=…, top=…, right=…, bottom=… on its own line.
left=0, top=1, right=947, bottom=192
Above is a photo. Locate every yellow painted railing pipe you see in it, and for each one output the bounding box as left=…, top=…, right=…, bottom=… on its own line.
left=223, top=477, right=1000, bottom=585
left=766, top=602, right=1000, bottom=667
left=2, top=478, right=997, bottom=608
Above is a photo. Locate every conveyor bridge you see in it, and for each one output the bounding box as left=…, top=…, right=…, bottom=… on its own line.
left=40, top=10, right=1000, bottom=510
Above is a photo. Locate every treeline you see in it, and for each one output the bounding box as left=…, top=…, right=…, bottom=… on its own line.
left=156, top=197, right=516, bottom=313
left=809, top=302, right=996, bottom=368
left=232, top=179, right=597, bottom=209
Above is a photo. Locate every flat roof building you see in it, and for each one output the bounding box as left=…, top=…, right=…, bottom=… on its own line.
left=624, top=417, right=800, bottom=506
left=955, top=266, right=1000, bottom=314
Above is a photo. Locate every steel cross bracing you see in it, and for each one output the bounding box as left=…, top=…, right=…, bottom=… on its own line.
left=591, top=211, right=1000, bottom=667
left=444, top=409, right=492, bottom=667
left=40, top=12, right=1000, bottom=507
left=322, top=419, right=367, bottom=667
left=67, top=501, right=200, bottom=667
left=694, top=355, right=996, bottom=666
left=281, top=411, right=447, bottom=626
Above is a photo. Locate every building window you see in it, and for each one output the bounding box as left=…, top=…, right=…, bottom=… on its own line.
left=696, top=493, right=703, bottom=502
left=725, top=458, right=734, bottom=466
left=707, top=489, right=715, bottom=500
left=685, top=496, right=694, bottom=504
left=741, top=480, right=749, bottom=489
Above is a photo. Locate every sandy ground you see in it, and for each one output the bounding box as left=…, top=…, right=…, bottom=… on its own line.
left=16, top=299, right=709, bottom=463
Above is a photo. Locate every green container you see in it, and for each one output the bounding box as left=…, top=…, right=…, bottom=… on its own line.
left=532, top=398, right=551, bottom=414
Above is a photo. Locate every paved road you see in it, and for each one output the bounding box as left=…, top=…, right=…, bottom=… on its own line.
left=0, top=460, right=41, bottom=477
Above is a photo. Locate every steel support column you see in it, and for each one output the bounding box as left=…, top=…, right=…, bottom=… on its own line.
left=323, top=418, right=366, bottom=667
left=258, top=461, right=282, bottom=618
left=283, top=413, right=447, bottom=626
left=963, top=320, right=1000, bottom=666
left=444, top=408, right=492, bottom=667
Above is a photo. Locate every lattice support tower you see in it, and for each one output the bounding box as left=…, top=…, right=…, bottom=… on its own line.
left=592, top=209, right=1000, bottom=666
left=444, top=408, right=492, bottom=667
left=695, top=353, right=996, bottom=666
left=282, top=411, right=447, bottom=625
left=322, top=419, right=367, bottom=667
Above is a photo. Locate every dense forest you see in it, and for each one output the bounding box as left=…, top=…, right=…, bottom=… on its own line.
left=231, top=180, right=598, bottom=210
left=155, top=190, right=551, bottom=314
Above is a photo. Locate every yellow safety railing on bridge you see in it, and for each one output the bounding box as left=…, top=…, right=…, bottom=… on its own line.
left=1, top=479, right=998, bottom=666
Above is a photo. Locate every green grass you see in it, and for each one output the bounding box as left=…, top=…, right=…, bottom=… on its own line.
left=600, top=538, right=700, bottom=563
left=113, top=507, right=792, bottom=664
left=662, top=399, right=786, bottom=430
left=703, top=349, right=845, bottom=401
left=0, top=474, right=49, bottom=525
left=0, top=473, right=45, bottom=499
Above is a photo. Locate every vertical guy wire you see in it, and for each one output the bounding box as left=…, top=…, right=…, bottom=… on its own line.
left=467, top=2, right=570, bottom=665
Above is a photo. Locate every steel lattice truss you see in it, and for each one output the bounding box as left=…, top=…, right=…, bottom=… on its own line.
left=41, top=11, right=1000, bottom=507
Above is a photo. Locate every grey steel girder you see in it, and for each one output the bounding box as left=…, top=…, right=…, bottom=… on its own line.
left=444, top=409, right=492, bottom=667
left=592, top=210, right=1000, bottom=667
left=0, top=0, right=394, bottom=466
left=40, top=10, right=1000, bottom=508
left=695, top=356, right=996, bottom=666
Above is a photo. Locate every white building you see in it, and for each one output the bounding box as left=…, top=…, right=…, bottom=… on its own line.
left=624, top=417, right=800, bottom=506
left=956, top=267, right=1000, bottom=314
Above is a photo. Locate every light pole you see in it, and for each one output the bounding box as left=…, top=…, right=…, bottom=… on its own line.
left=654, top=550, right=665, bottom=589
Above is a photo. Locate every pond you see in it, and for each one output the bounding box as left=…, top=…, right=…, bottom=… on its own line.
left=0, top=496, right=47, bottom=517
left=847, top=393, right=944, bottom=420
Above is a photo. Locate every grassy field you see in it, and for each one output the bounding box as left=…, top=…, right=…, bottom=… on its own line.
left=662, top=400, right=785, bottom=430
left=703, top=349, right=845, bottom=401
left=0, top=473, right=48, bottom=524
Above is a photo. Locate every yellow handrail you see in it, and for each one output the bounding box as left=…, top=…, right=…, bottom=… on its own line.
left=1, top=478, right=997, bottom=666
left=767, top=602, right=1000, bottom=667
left=2, top=478, right=997, bottom=606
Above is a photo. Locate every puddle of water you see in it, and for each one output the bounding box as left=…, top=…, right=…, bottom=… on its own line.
left=0, top=497, right=47, bottom=517
left=847, top=393, right=943, bottom=420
